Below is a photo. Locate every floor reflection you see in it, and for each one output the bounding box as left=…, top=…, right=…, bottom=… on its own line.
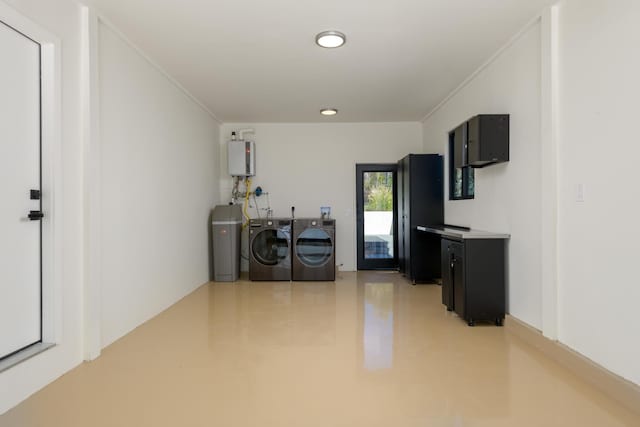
left=363, top=282, right=394, bottom=371
left=2, top=272, right=640, bottom=427
left=207, top=281, right=337, bottom=349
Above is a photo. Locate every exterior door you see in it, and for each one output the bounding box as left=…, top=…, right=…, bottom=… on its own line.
left=0, top=20, right=43, bottom=359
left=356, top=164, right=398, bottom=270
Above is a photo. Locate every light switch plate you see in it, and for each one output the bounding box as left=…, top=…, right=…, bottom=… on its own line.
left=576, top=183, right=586, bottom=202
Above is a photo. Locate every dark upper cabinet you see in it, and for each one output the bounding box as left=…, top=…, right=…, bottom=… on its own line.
left=452, top=124, right=466, bottom=168
left=466, top=114, right=509, bottom=168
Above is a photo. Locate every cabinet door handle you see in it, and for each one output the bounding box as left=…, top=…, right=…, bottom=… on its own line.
left=28, top=210, right=44, bottom=221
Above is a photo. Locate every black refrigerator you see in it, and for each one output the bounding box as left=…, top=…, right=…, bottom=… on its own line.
left=397, top=154, right=444, bottom=283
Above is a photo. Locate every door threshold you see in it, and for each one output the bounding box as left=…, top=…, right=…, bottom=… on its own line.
left=0, top=342, right=55, bottom=373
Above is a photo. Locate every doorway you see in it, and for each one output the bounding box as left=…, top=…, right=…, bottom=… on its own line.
left=0, top=19, right=43, bottom=361
left=356, top=164, right=398, bottom=270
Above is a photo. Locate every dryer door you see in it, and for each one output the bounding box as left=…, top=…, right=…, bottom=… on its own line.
left=295, top=228, right=332, bottom=267
left=252, top=229, right=290, bottom=266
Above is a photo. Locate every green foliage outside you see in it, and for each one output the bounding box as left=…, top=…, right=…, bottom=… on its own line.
left=366, top=186, right=393, bottom=211
left=364, top=172, right=393, bottom=211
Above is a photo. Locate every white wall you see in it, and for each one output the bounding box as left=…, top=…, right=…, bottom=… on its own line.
left=423, top=0, right=640, bottom=387
left=422, top=22, right=543, bottom=329
left=557, top=0, right=640, bottom=385
left=0, top=0, right=84, bottom=414
left=98, top=22, right=220, bottom=348
left=220, top=123, right=423, bottom=271
left=0, top=1, right=222, bottom=413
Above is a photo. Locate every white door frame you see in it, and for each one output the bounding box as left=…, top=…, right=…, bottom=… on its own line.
left=540, top=5, right=560, bottom=341
left=81, top=5, right=102, bottom=360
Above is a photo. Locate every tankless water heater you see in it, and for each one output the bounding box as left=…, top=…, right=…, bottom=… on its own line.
left=228, top=139, right=256, bottom=177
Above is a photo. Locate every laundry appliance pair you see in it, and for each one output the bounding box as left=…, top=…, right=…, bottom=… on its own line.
left=248, top=218, right=335, bottom=281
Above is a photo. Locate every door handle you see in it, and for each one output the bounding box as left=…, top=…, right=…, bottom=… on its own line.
left=28, top=210, right=44, bottom=221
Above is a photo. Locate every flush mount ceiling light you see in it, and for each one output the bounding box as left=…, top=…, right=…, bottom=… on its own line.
left=320, top=108, right=338, bottom=116
left=315, top=30, right=346, bottom=48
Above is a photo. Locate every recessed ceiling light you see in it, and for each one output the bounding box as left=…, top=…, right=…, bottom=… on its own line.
left=320, top=108, right=338, bottom=116
left=315, top=31, right=346, bottom=48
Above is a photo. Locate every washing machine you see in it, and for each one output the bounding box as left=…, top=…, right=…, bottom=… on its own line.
left=249, top=218, right=292, bottom=281
left=292, top=218, right=336, bottom=281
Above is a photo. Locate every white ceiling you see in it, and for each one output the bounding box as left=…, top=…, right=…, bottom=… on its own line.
left=85, top=0, right=555, bottom=123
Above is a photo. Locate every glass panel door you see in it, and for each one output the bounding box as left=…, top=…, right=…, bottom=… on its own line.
left=356, top=164, right=398, bottom=270
left=364, top=171, right=394, bottom=260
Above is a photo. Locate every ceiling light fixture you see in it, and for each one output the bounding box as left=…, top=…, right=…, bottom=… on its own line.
left=315, top=31, right=346, bottom=48
left=320, top=108, right=338, bottom=116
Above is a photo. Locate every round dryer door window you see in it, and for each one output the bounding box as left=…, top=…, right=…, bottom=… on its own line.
left=252, top=230, right=290, bottom=266
left=295, top=228, right=332, bottom=267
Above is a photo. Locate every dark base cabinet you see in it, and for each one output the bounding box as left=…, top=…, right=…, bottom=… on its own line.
left=441, top=237, right=506, bottom=326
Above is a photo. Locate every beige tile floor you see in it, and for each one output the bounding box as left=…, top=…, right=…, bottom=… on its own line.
left=1, top=271, right=639, bottom=427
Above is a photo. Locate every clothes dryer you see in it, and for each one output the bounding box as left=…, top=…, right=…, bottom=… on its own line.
left=292, top=218, right=336, bottom=281
left=249, top=218, right=292, bottom=281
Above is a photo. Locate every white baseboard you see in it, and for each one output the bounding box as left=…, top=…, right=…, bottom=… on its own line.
left=506, top=315, right=640, bottom=416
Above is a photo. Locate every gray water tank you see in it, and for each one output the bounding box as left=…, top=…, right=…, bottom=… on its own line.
left=211, top=204, right=242, bottom=282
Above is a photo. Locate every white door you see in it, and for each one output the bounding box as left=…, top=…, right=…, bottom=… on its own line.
left=0, top=20, right=42, bottom=359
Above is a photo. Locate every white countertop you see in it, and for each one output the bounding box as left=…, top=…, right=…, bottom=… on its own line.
left=417, top=225, right=510, bottom=240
